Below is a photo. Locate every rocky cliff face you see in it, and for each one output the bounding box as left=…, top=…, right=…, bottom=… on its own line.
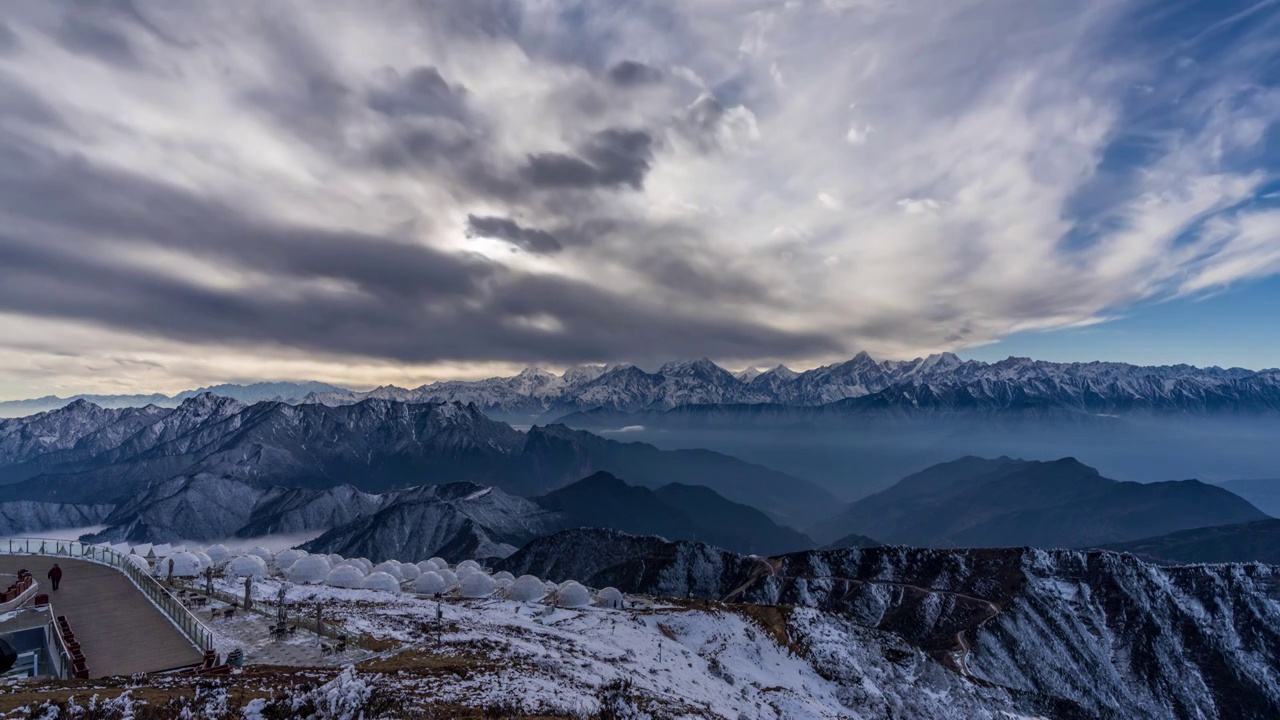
left=499, top=529, right=1280, bottom=719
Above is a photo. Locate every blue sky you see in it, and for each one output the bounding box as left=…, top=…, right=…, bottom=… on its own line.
left=0, top=0, right=1279, bottom=398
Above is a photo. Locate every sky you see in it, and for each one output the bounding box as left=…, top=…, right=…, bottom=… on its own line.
left=1, top=0, right=1280, bottom=399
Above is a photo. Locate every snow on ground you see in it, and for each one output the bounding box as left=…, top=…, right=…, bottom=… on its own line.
left=230, top=578, right=1029, bottom=719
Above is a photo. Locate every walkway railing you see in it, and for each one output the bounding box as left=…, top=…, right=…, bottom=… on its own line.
left=1, top=537, right=215, bottom=653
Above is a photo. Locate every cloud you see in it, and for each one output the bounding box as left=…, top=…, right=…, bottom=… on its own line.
left=523, top=128, right=654, bottom=190
left=466, top=214, right=563, bottom=253
left=608, top=60, right=663, bottom=87
left=0, top=0, right=1279, bottom=397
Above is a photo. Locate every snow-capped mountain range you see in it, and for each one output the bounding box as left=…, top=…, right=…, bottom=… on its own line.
left=8, top=353, right=1277, bottom=422
left=239, top=352, right=1280, bottom=417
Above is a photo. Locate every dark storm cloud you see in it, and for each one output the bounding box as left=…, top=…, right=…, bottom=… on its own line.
left=368, top=66, right=469, bottom=120
left=608, top=60, right=663, bottom=87
left=0, top=136, right=839, bottom=364
left=466, top=215, right=563, bottom=254
left=523, top=128, right=654, bottom=190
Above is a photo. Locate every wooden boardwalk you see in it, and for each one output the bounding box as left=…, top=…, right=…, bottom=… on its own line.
left=0, top=555, right=202, bottom=678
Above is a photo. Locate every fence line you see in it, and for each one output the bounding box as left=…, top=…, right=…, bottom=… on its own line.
left=1, top=537, right=215, bottom=653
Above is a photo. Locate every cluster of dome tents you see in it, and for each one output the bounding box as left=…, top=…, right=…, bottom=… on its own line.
left=105, top=542, right=626, bottom=608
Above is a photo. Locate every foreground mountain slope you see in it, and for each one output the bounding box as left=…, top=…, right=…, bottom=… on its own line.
left=0, top=500, right=113, bottom=537
left=301, top=482, right=566, bottom=561
left=499, top=528, right=1280, bottom=719
left=1099, top=519, right=1280, bottom=564
left=811, top=456, right=1268, bottom=546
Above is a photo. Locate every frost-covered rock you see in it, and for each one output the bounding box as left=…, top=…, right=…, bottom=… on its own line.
left=286, top=555, right=332, bottom=584
left=510, top=575, right=546, bottom=602
left=361, top=572, right=401, bottom=593
left=596, top=587, right=624, bottom=609
left=413, top=571, right=447, bottom=595
left=372, top=560, right=404, bottom=581
left=459, top=572, right=496, bottom=598
left=275, top=548, right=307, bottom=570
left=226, top=554, right=268, bottom=578
left=325, top=565, right=365, bottom=588
left=556, top=581, right=590, bottom=608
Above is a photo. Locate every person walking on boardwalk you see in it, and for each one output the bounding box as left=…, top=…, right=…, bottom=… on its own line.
left=48, top=563, right=62, bottom=591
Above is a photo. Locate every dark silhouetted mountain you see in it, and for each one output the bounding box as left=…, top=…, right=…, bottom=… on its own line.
left=498, top=528, right=1280, bottom=719
left=823, top=532, right=883, bottom=550
left=1098, top=519, right=1280, bottom=565
left=535, top=472, right=813, bottom=555
left=810, top=456, right=1269, bottom=547
left=519, top=424, right=837, bottom=527
left=1214, top=478, right=1280, bottom=517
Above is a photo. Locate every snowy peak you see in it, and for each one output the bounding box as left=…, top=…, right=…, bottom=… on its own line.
left=734, top=367, right=763, bottom=383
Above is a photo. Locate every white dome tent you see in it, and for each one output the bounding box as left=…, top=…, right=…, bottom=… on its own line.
left=455, top=564, right=479, bottom=581
left=203, top=544, right=232, bottom=565
left=435, top=568, right=459, bottom=590
left=159, top=552, right=203, bottom=578
left=287, top=555, right=332, bottom=584
left=510, top=575, right=547, bottom=602
left=399, top=563, right=421, bottom=581
left=246, top=546, right=275, bottom=564
left=275, top=549, right=308, bottom=570
left=372, top=561, right=404, bottom=581
left=337, top=559, right=370, bottom=576
left=544, top=581, right=559, bottom=595
left=427, top=557, right=447, bottom=570
left=344, top=558, right=374, bottom=575
left=362, top=572, right=401, bottom=593
left=413, top=571, right=448, bottom=595
left=457, top=559, right=481, bottom=572
left=226, top=554, right=269, bottom=578
left=556, top=581, right=591, bottom=608
left=327, top=553, right=345, bottom=565
left=126, top=553, right=150, bottom=572
left=493, top=571, right=515, bottom=582
left=459, top=572, right=496, bottom=598
left=596, top=587, right=625, bottom=609
left=192, top=551, right=214, bottom=572
left=324, top=565, right=365, bottom=588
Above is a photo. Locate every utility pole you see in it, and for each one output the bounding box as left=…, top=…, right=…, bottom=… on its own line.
left=243, top=577, right=253, bottom=611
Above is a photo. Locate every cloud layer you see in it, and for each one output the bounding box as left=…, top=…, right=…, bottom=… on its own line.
left=1, top=0, right=1279, bottom=395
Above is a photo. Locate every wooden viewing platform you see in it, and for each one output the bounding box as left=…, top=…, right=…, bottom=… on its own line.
left=0, top=555, right=203, bottom=678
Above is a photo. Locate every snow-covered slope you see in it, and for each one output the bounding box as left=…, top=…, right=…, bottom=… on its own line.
left=0, top=382, right=344, bottom=418
left=0, top=500, right=113, bottom=536
left=500, top=528, right=1280, bottom=719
